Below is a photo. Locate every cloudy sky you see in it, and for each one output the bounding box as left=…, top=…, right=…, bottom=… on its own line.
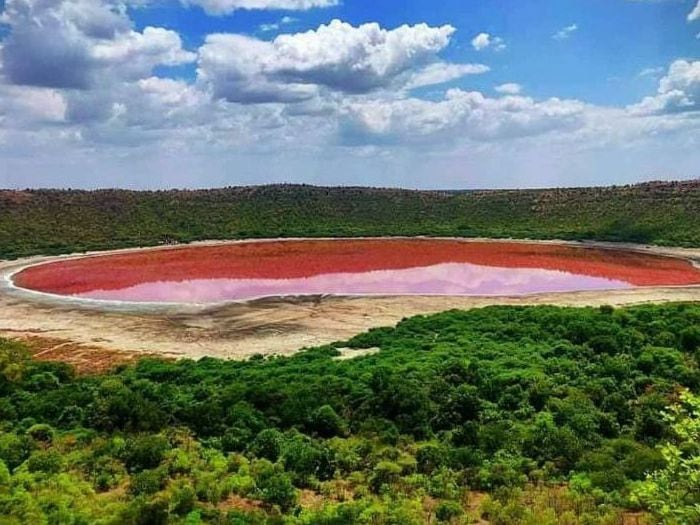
left=0, top=0, right=699, bottom=189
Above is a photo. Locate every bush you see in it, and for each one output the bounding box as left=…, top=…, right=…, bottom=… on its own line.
left=26, top=450, right=63, bottom=474
left=26, top=423, right=55, bottom=444
left=251, top=460, right=297, bottom=511
left=680, top=327, right=700, bottom=352
left=249, top=429, right=284, bottom=462
left=369, top=461, right=402, bottom=493
left=121, top=435, right=171, bottom=473
left=435, top=500, right=464, bottom=522
left=130, top=468, right=167, bottom=495
left=309, top=405, right=347, bottom=438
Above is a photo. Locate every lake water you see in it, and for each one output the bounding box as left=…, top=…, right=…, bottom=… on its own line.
left=13, top=239, right=700, bottom=304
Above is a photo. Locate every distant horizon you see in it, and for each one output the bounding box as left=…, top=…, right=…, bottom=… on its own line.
left=2, top=177, right=699, bottom=193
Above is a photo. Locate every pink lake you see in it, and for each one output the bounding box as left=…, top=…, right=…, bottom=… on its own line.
left=71, top=262, right=634, bottom=303
left=14, top=240, right=700, bottom=304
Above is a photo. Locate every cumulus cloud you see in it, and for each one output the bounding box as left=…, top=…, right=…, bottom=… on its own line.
left=340, top=90, right=587, bottom=145
left=197, top=34, right=317, bottom=104
left=471, top=32, right=506, bottom=51
left=198, top=19, right=457, bottom=103
left=0, top=0, right=194, bottom=89
left=552, top=24, right=578, bottom=40
left=69, top=77, right=207, bottom=128
left=689, top=0, right=700, bottom=21
left=1, top=0, right=699, bottom=189
left=405, top=63, right=490, bottom=90
left=92, top=27, right=195, bottom=71
left=0, top=85, right=67, bottom=125
left=629, top=59, right=700, bottom=114
left=495, top=83, right=522, bottom=95
left=186, top=0, right=337, bottom=15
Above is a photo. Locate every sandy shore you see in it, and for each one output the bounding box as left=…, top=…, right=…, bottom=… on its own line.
left=1, top=238, right=699, bottom=368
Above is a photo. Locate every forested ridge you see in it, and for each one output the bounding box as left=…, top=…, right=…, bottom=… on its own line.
left=1, top=304, right=700, bottom=524
left=1, top=180, right=700, bottom=259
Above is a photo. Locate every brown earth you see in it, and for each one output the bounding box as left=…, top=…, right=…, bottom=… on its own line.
left=1, top=238, right=699, bottom=371
left=15, top=334, right=166, bottom=374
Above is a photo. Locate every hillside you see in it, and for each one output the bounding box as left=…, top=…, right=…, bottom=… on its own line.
left=1, top=180, right=700, bottom=259
left=1, top=303, right=699, bottom=523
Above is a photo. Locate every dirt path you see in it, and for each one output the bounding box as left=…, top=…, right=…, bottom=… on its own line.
left=1, top=238, right=699, bottom=368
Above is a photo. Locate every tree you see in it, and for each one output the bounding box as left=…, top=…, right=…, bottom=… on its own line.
left=0, top=339, right=27, bottom=393
left=416, top=444, right=448, bottom=475
left=680, top=327, right=700, bottom=353
left=281, top=434, right=335, bottom=484
left=26, top=424, right=55, bottom=444
left=633, top=390, right=700, bottom=524
left=26, top=450, right=64, bottom=474
left=309, top=405, right=347, bottom=438
left=251, top=459, right=297, bottom=511
left=249, top=429, right=284, bottom=462
left=435, top=500, right=464, bottom=523
left=0, top=432, right=31, bottom=470
left=369, top=461, right=402, bottom=493
left=122, top=434, right=171, bottom=472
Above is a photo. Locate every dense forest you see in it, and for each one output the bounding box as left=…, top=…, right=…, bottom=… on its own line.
left=1, top=304, right=700, bottom=524
left=2, top=180, right=700, bottom=259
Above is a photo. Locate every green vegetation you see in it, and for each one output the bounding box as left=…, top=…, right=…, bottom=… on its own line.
left=2, top=180, right=700, bottom=259
left=1, top=303, right=700, bottom=523
left=632, top=389, right=700, bottom=524
left=4, top=181, right=699, bottom=522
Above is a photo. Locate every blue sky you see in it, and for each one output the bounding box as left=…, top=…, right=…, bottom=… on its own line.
left=0, top=0, right=699, bottom=188
left=130, top=0, right=698, bottom=104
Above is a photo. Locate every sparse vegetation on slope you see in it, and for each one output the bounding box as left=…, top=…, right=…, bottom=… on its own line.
left=1, top=180, right=699, bottom=259
left=1, top=303, right=700, bottom=523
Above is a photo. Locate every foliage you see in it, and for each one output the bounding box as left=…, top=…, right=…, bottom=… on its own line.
left=633, top=390, right=700, bottom=524
left=2, top=181, right=700, bottom=259
left=0, top=303, right=699, bottom=522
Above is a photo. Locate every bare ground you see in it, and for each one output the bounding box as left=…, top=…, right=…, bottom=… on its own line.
left=1, top=238, right=699, bottom=370
left=17, top=334, right=166, bottom=374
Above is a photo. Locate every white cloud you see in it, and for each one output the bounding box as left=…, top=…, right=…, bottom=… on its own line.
left=92, top=27, right=195, bottom=78
left=0, top=0, right=194, bottom=89
left=471, top=33, right=489, bottom=51
left=405, top=63, right=490, bottom=89
left=186, top=0, right=338, bottom=16
left=341, top=90, right=587, bottom=144
left=495, top=83, right=522, bottom=95
left=629, top=59, right=700, bottom=114
left=259, top=15, right=298, bottom=32
left=1, top=1, right=699, bottom=190
left=136, top=77, right=208, bottom=115
left=689, top=0, right=700, bottom=21
left=552, top=24, right=578, bottom=41
left=198, top=19, right=457, bottom=103
left=471, top=32, right=506, bottom=52
left=638, top=66, right=665, bottom=78
left=0, top=84, right=67, bottom=124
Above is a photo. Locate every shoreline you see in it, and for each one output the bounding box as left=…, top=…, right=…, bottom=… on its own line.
left=1, top=237, right=700, bottom=367
left=4, top=236, right=700, bottom=312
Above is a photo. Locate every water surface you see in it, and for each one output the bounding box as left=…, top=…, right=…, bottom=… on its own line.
left=13, top=239, right=700, bottom=304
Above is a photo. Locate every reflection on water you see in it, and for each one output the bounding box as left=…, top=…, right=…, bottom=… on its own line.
left=17, top=239, right=700, bottom=303
left=75, top=262, right=632, bottom=303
